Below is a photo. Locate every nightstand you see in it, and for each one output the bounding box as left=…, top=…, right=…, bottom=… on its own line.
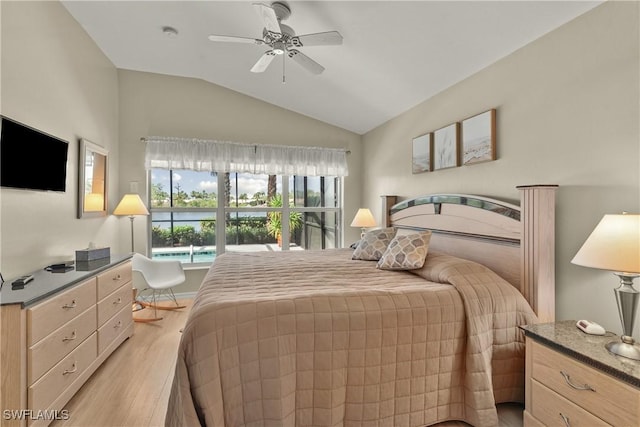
left=522, top=320, right=640, bottom=426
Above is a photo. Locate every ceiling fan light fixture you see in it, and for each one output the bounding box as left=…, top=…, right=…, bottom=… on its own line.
left=272, top=41, right=286, bottom=55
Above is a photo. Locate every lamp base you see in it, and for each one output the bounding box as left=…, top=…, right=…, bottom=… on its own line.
left=608, top=273, right=640, bottom=360
left=606, top=339, right=640, bottom=360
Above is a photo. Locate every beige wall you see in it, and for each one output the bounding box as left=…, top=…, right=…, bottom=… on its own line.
left=362, top=1, right=640, bottom=333
left=0, top=1, right=120, bottom=278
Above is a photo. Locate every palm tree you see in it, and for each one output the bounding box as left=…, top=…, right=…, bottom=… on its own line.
left=266, top=193, right=302, bottom=246
left=268, top=175, right=277, bottom=200
left=253, top=191, right=266, bottom=205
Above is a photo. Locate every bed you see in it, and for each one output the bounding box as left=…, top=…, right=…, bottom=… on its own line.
left=165, top=185, right=557, bottom=427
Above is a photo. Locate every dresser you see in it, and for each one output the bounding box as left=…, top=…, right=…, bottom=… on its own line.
left=0, top=255, right=133, bottom=427
left=523, top=321, right=640, bottom=427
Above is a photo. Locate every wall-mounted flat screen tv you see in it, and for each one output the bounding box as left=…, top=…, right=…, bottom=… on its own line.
left=0, top=116, right=69, bottom=192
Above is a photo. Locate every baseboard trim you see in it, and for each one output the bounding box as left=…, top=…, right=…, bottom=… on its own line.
left=174, top=291, right=197, bottom=300
left=137, top=291, right=197, bottom=302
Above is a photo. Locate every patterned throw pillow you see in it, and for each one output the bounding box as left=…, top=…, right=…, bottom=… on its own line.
left=352, top=228, right=397, bottom=261
left=376, top=231, right=432, bottom=270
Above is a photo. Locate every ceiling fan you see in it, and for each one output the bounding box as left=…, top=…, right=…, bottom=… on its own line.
left=207, top=2, right=343, bottom=75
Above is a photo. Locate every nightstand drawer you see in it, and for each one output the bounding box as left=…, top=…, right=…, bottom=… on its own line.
left=530, top=380, right=608, bottom=426
left=531, top=340, right=639, bottom=426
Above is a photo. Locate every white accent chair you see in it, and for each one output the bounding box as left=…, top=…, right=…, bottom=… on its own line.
left=132, top=253, right=186, bottom=322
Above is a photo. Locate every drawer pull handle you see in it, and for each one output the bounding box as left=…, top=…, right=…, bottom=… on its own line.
left=114, top=320, right=122, bottom=329
left=560, top=371, right=595, bottom=391
left=559, top=412, right=571, bottom=427
left=63, top=363, right=77, bottom=375
left=62, top=300, right=77, bottom=309
left=113, top=274, right=122, bottom=281
left=62, top=331, right=77, bottom=342
left=113, top=297, right=122, bottom=305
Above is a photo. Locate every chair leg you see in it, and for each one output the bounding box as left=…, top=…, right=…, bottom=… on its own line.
left=167, top=288, right=187, bottom=309
left=137, top=288, right=186, bottom=311
left=133, top=287, right=163, bottom=322
left=152, top=289, right=159, bottom=319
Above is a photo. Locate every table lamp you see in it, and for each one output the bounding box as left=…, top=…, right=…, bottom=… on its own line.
left=571, top=213, right=640, bottom=360
left=351, top=208, right=377, bottom=238
left=113, top=194, right=150, bottom=253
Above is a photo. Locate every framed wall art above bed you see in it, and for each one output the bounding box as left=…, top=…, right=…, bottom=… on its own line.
left=461, top=109, right=496, bottom=165
left=433, top=123, right=459, bottom=170
left=412, top=108, right=498, bottom=174
left=411, top=132, right=432, bottom=173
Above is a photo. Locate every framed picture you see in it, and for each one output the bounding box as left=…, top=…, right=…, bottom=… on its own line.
left=412, top=133, right=432, bottom=173
left=433, top=123, right=459, bottom=170
left=461, top=109, right=496, bottom=165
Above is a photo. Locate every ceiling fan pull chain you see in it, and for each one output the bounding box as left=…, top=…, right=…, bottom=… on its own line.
left=282, top=53, right=286, bottom=84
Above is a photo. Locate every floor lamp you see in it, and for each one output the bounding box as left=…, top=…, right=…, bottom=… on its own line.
left=113, top=194, right=150, bottom=253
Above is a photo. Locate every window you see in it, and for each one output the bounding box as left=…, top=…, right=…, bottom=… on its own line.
left=149, top=169, right=341, bottom=265
left=294, top=176, right=340, bottom=250
left=150, top=169, right=217, bottom=263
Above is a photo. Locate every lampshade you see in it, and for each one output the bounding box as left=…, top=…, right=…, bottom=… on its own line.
left=113, top=194, right=150, bottom=217
left=84, top=192, right=104, bottom=212
left=571, top=214, right=640, bottom=274
left=350, top=208, right=376, bottom=228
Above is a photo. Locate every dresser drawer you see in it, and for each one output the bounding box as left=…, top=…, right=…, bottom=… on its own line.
left=97, top=283, right=131, bottom=326
left=98, top=304, right=132, bottom=354
left=97, top=261, right=131, bottom=300
left=531, top=340, right=640, bottom=426
left=27, top=278, right=96, bottom=346
left=28, top=333, right=97, bottom=411
left=530, top=379, right=608, bottom=426
left=28, top=305, right=97, bottom=385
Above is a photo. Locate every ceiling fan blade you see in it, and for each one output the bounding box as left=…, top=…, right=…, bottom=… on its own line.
left=208, top=34, right=264, bottom=45
left=253, top=3, right=281, bottom=35
left=287, top=49, right=325, bottom=75
left=291, top=31, right=343, bottom=47
left=251, top=51, right=277, bottom=73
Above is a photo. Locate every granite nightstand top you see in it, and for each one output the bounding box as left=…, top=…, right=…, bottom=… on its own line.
left=522, top=320, right=640, bottom=388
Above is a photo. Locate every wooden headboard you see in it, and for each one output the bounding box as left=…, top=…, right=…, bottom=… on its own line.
left=383, top=185, right=557, bottom=322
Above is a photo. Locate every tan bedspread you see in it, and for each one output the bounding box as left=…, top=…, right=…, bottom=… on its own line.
left=166, top=249, right=537, bottom=427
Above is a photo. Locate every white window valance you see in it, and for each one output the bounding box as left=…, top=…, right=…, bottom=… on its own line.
left=143, top=136, right=349, bottom=177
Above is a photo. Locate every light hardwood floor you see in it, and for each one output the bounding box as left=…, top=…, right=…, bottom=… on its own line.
left=52, top=299, right=523, bottom=427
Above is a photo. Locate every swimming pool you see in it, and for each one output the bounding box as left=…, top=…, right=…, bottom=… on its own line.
left=152, top=247, right=216, bottom=264
left=150, top=244, right=300, bottom=264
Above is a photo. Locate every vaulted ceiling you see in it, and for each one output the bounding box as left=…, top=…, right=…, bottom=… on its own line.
left=62, top=1, right=602, bottom=135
